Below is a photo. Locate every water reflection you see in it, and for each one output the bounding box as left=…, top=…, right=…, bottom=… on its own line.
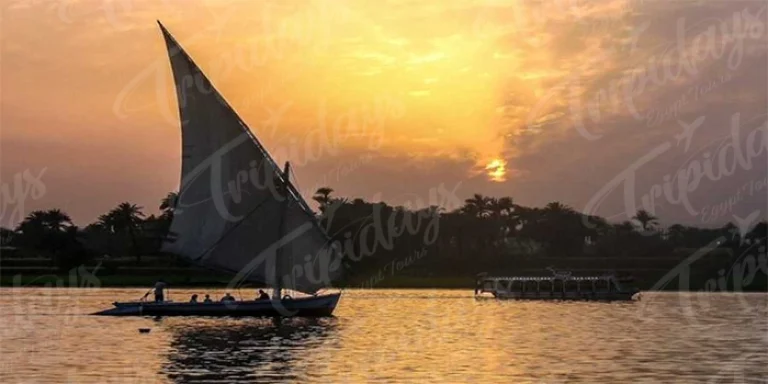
left=2, top=290, right=767, bottom=383
left=163, top=317, right=339, bottom=383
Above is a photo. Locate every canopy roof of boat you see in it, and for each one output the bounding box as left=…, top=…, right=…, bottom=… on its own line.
left=481, top=275, right=615, bottom=282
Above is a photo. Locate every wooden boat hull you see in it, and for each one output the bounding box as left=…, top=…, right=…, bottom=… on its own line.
left=490, top=291, right=639, bottom=301
left=92, top=293, right=341, bottom=317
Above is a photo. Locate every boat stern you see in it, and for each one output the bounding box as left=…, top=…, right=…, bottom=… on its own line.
left=91, top=302, right=143, bottom=316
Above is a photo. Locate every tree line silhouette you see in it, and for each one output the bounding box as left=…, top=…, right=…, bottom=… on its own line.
left=1, top=188, right=766, bottom=289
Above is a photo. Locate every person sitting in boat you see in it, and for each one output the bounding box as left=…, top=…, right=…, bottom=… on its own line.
left=257, top=289, right=270, bottom=300
left=190, top=294, right=198, bottom=303
left=153, top=280, right=167, bottom=303
left=221, top=293, right=235, bottom=302
left=203, top=294, right=212, bottom=303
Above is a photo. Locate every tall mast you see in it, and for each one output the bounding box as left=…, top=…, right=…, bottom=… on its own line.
left=272, top=161, right=291, bottom=300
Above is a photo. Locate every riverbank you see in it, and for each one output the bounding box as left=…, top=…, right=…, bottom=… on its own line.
left=0, top=274, right=473, bottom=289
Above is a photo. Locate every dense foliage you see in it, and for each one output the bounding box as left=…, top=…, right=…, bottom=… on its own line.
left=2, top=188, right=766, bottom=289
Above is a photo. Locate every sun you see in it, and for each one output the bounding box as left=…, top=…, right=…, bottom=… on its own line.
left=485, top=159, right=507, bottom=182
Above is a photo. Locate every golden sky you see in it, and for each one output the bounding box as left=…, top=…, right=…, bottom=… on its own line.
left=1, top=0, right=766, bottom=226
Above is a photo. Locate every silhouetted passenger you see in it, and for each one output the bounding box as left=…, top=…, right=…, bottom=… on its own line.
left=203, top=294, right=212, bottom=303
left=154, top=280, right=166, bottom=303
left=190, top=294, right=198, bottom=303
left=221, top=293, right=235, bottom=302
left=257, top=290, right=270, bottom=300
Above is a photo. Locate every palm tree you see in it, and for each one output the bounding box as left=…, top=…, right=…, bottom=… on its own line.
left=486, top=197, right=516, bottom=243
left=543, top=201, right=574, bottom=215
left=0, top=227, right=14, bottom=246
left=96, top=213, right=118, bottom=233
left=313, top=187, right=334, bottom=213
left=109, top=202, right=145, bottom=263
left=159, top=192, right=178, bottom=218
left=155, top=192, right=179, bottom=246
left=539, top=202, right=586, bottom=256
left=462, top=194, right=491, bottom=218
left=112, top=203, right=145, bottom=226
left=43, top=209, right=73, bottom=231
left=14, top=211, right=50, bottom=249
left=632, top=209, right=659, bottom=232
left=13, top=209, right=77, bottom=257
left=487, top=197, right=515, bottom=218
left=16, top=209, right=72, bottom=233
left=458, top=194, right=493, bottom=255
left=16, top=210, right=47, bottom=233
left=495, top=197, right=514, bottom=216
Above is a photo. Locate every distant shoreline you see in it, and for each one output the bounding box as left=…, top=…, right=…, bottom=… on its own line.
left=2, top=274, right=766, bottom=292
left=0, top=274, right=473, bottom=289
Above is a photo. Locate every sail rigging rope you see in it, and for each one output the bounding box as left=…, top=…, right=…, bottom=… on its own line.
left=289, top=167, right=303, bottom=201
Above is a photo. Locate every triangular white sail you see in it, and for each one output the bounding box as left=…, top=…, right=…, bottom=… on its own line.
left=157, top=21, right=343, bottom=294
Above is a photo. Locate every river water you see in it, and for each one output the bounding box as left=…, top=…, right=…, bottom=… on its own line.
left=0, top=288, right=766, bottom=383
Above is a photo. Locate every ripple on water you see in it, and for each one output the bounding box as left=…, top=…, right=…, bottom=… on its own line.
left=0, top=289, right=766, bottom=383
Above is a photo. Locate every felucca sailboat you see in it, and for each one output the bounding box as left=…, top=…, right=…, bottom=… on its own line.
left=93, top=21, right=343, bottom=317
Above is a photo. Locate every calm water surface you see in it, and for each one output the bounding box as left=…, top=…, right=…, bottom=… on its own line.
left=1, top=289, right=766, bottom=383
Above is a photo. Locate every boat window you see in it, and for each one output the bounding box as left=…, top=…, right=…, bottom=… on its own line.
left=553, top=279, right=565, bottom=292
